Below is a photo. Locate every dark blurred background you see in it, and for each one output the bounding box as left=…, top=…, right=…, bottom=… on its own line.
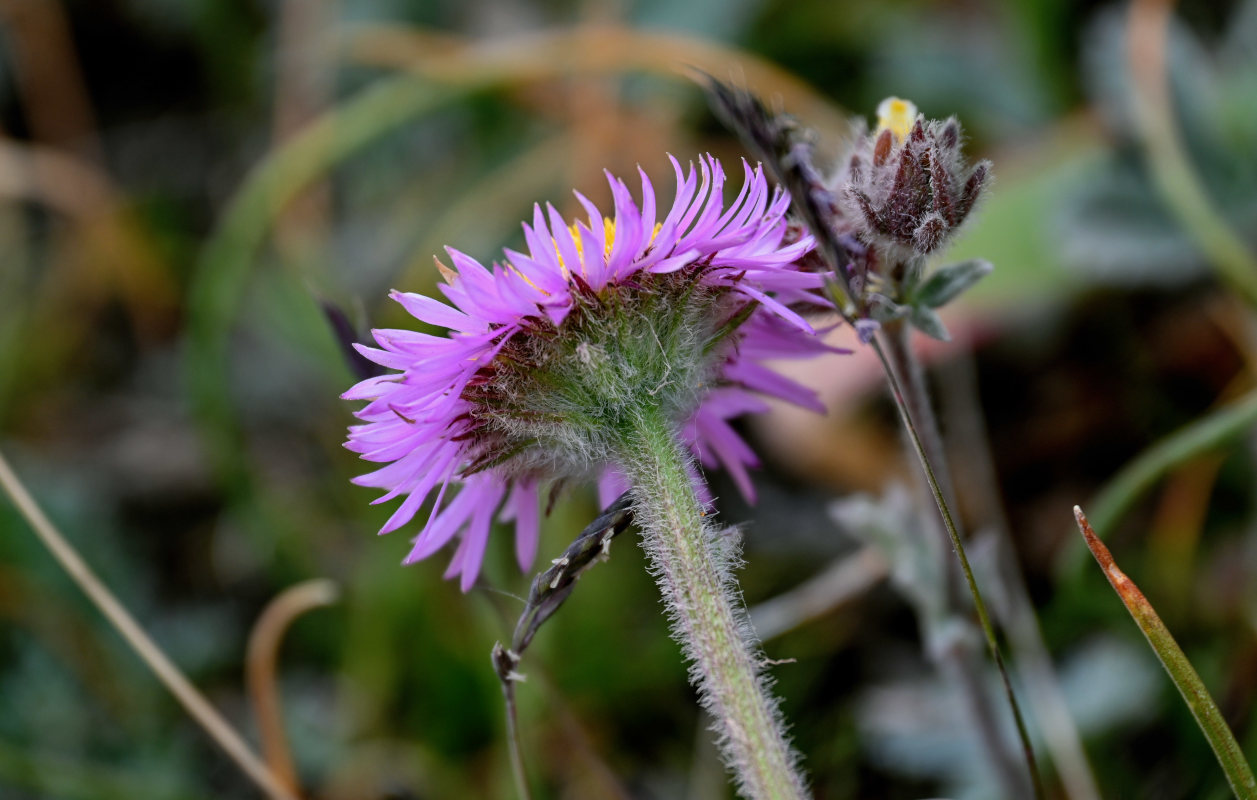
left=2, top=0, right=1256, bottom=798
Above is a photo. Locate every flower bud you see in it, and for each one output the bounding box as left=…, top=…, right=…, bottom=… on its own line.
left=844, top=99, right=990, bottom=257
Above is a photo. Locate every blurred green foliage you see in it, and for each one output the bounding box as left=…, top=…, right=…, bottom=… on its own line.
left=1, top=1, right=1256, bottom=798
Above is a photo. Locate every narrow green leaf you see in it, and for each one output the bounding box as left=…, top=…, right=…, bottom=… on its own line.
left=916, top=259, right=994, bottom=308
left=908, top=305, right=951, bottom=341
left=1074, top=506, right=1257, bottom=800
left=1084, top=387, right=1257, bottom=543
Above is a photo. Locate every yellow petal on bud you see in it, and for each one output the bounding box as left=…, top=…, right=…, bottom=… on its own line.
left=875, top=97, right=918, bottom=143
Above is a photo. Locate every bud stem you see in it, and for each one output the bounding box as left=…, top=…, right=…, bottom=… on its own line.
left=872, top=328, right=1044, bottom=800
left=619, top=409, right=807, bottom=800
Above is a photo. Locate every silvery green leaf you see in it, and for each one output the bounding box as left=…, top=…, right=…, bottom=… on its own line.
left=909, top=305, right=951, bottom=341
left=916, top=259, right=993, bottom=308
left=868, top=294, right=908, bottom=322
left=830, top=486, right=946, bottom=623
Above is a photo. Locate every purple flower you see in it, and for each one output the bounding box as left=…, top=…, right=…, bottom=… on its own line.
left=344, top=155, right=840, bottom=590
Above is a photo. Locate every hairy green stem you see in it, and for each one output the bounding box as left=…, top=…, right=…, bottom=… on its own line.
left=619, top=408, right=806, bottom=800
left=871, top=332, right=1044, bottom=800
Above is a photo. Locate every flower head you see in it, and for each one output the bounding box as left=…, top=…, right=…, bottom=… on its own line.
left=344, top=155, right=837, bottom=590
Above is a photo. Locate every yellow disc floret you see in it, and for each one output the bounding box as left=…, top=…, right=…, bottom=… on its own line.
left=553, top=217, right=661, bottom=280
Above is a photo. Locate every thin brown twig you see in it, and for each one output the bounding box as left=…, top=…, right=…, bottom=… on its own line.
left=0, top=136, right=113, bottom=214
left=0, top=447, right=299, bottom=800
left=0, top=0, right=104, bottom=163
left=246, top=579, right=340, bottom=797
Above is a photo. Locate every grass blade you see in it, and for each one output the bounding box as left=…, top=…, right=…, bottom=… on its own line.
left=1073, top=505, right=1257, bottom=800
left=1082, top=387, right=1257, bottom=547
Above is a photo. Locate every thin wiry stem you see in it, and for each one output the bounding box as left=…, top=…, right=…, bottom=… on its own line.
left=869, top=338, right=1045, bottom=800
left=0, top=447, right=299, bottom=800
left=880, top=321, right=961, bottom=601
left=876, top=324, right=1034, bottom=796
left=494, top=664, right=531, bottom=800
left=881, top=321, right=959, bottom=513
left=938, top=349, right=1102, bottom=800
left=875, top=323, right=1028, bottom=797
left=492, top=494, right=636, bottom=800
